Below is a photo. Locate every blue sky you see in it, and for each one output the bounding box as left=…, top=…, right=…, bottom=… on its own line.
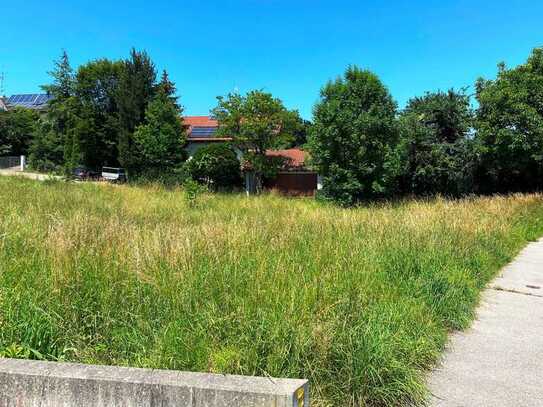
left=1, top=0, right=542, bottom=119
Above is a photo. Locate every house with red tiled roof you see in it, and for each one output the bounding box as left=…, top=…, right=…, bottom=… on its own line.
left=183, top=116, right=234, bottom=158
left=266, top=148, right=307, bottom=169
left=264, top=148, right=320, bottom=196
left=183, top=116, right=320, bottom=195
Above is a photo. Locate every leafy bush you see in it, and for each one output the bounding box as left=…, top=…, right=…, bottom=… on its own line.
left=184, top=144, right=241, bottom=190
left=397, top=89, right=476, bottom=196
left=475, top=47, right=543, bottom=193
left=0, top=107, right=39, bottom=156
left=183, top=178, right=208, bottom=207
left=28, top=118, right=65, bottom=173
left=308, top=66, right=400, bottom=206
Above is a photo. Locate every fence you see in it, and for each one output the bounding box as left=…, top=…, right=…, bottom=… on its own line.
left=0, top=155, right=25, bottom=171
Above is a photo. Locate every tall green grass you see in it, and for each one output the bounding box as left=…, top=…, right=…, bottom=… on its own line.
left=0, top=177, right=542, bottom=406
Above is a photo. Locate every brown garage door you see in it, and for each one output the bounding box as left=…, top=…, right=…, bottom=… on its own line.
left=265, top=172, right=318, bottom=196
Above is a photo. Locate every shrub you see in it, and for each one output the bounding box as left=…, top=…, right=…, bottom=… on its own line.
left=182, top=178, right=207, bottom=207
left=308, top=66, right=399, bottom=206
left=397, top=89, right=476, bottom=196
left=475, top=47, right=543, bottom=193
left=184, top=144, right=242, bottom=190
left=0, top=107, right=39, bottom=156
left=28, top=118, right=65, bottom=173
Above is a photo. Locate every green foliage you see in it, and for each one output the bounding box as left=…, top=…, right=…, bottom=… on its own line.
left=30, top=50, right=76, bottom=172
left=71, top=58, right=124, bottom=170
left=289, top=117, right=312, bottom=148
left=403, top=88, right=473, bottom=144
left=212, top=90, right=301, bottom=192
left=158, top=69, right=177, bottom=102
left=42, top=50, right=75, bottom=100
left=184, top=143, right=241, bottom=190
left=22, top=46, right=543, bottom=202
left=183, top=178, right=207, bottom=207
left=475, top=47, right=543, bottom=192
left=398, top=89, right=476, bottom=196
left=117, top=49, right=157, bottom=173
left=132, top=88, right=187, bottom=174
left=308, top=66, right=399, bottom=206
left=28, top=117, right=65, bottom=172
left=0, top=344, right=37, bottom=360
left=0, top=108, right=39, bottom=156
left=128, top=167, right=188, bottom=188
left=31, top=49, right=186, bottom=180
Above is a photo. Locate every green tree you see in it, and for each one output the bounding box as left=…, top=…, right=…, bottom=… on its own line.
left=398, top=89, right=476, bottom=196
left=308, top=66, right=399, bottom=205
left=0, top=108, right=39, bottom=155
left=72, top=58, right=124, bottom=169
left=30, top=50, right=76, bottom=171
left=475, top=47, right=543, bottom=192
left=42, top=50, right=75, bottom=100
left=28, top=117, right=65, bottom=172
left=158, top=70, right=177, bottom=102
left=289, top=118, right=312, bottom=148
left=185, top=143, right=241, bottom=190
left=132, top=88, right=187, bottom=175
left=117, top=49, right=157, bottom=173
left=212, top=90, right=299, bottom=192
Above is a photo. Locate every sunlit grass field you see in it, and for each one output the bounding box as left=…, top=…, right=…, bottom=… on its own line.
left=1, top=177, right=542, bottom=406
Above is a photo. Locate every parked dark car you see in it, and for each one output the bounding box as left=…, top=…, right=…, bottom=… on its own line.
left=73, top=166, right=99, bottom=181
left=102, top=167, right=127, bottom=183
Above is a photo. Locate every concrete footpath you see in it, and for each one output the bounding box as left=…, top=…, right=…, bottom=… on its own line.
left=428, top=238, right=543, bottom=406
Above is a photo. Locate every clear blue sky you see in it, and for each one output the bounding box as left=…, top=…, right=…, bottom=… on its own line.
left=1, top=0, right=542, bottom=119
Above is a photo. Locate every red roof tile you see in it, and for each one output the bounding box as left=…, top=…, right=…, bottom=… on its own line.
left=182, top=120, right=309, bottom=169
left=183, top=116, right=231, bottom=141
left=266, top=148, right=307, bottom=168
left=183, top=116, right=218, bottom=127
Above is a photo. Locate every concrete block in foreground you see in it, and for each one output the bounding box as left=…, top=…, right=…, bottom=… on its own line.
left=0, top=358, right=309, bottom=407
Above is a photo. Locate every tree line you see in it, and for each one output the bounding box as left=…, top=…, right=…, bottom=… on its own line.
left=1, top=47, right=542, bottom=204
left=1, top=49, right=308, bottom=189
left=27, top=49, right=186, bottom=179
left=309, top=47, right=543, bottom=205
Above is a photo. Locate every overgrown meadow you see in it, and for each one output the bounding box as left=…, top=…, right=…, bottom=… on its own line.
left=1, top=177, right=542, bottom=406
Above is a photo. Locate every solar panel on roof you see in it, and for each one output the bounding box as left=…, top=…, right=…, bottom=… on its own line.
left=6, top=94, right=52, bottom=109
left=191, top=126, right=218, bottom=137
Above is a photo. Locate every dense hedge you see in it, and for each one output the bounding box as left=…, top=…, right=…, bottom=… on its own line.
left=309, top=48, right=543, bottom=205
